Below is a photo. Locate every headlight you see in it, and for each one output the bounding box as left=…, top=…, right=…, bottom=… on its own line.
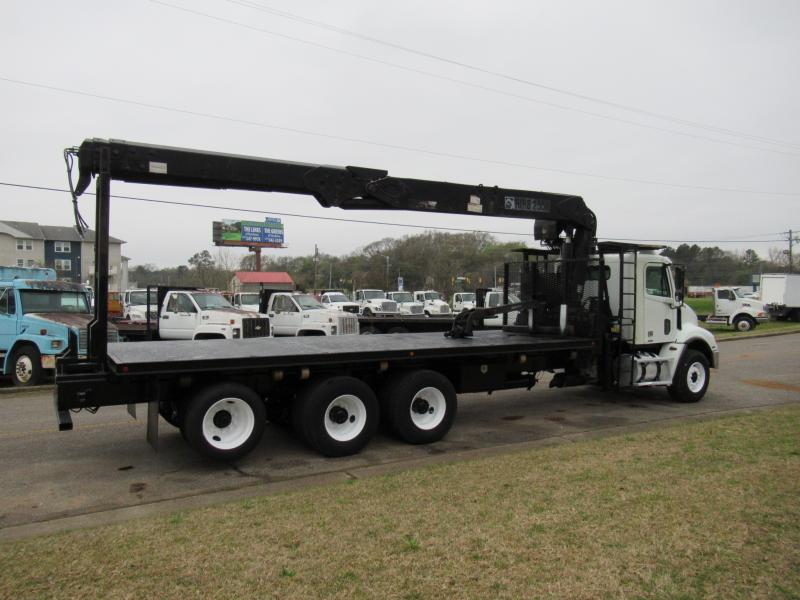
left=50, top=339, right=63, bottom=349
left=330, top=326, right=337, bottom=335
left=232, top=328, right=241, bottom=339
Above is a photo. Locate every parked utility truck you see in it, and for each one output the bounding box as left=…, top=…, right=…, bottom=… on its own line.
left=319, top=290, right=360, bottom=314
left=759, top=274, right=800, bottom=321
left=230, top=292, right=262, bottom=313
left=414, top=290, right=452, bottom=316
left=122, top=288, right=158, bottom=321
left=354, top=289, right=399, bottom=316
left=1, top=266, right=118, bottom=386
left=452, top=292, right=476, bottom=312
left=265, top=291, right=359, bottom=336
left=385, top=291, right=425, bottom=315
left=54, top=139, right=719, bottom=463
left=705, top=286, right=768, bottom=331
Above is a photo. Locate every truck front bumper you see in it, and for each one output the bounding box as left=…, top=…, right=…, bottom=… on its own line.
left=712, top=349, right=720, bottom=369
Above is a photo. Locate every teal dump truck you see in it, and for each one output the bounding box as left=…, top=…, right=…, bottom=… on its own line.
left=0, top=266, right=117, bottom=386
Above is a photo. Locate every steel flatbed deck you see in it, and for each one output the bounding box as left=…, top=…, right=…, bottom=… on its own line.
left=106, top=330, right=594, bottom=375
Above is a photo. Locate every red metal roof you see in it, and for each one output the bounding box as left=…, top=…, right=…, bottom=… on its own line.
left=234, top=271, right=294, bottom=284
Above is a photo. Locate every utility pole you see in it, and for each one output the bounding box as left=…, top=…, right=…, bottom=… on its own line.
left=784, top=230, right=799, bottom=274
left=328, top=261, right=332, bottom=289
left=312, top=244, right=319, bottom=291
left=385, top=256, right=390, bottom=290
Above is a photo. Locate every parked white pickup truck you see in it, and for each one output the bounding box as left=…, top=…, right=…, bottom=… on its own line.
left=452, top=292, right=476, bottom=313
left=705, top=287, right=769, bottom=331
left=319, top=291, right=360, bottom=314
left=123, top=288, right=158, bottom=321
left=385, top=291, right=424, bottom=315
left=354, top=289, right=399, bottom=316
left=267, top=292, right=359, bottom=336
left=159, top=290, right=270, bottom=340
left=413, top=290, right=452, bottom=316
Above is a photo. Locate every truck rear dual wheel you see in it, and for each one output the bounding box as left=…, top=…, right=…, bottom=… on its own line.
left=381, top=370, right=457, bottom=444
left=10, top=345, right=42, bottom=387
left=184, top=383, right=266, bottom=461
left=668, top=350, right=710, bottom=403
left=292, top=376, right=379, bottom=457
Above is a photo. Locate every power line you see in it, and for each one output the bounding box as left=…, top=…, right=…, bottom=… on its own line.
left=2, top=76, right=798, bottom=198
left=224, top=0, right=800, bottom=151
left=0, top=181, right=788, bottom=243
left=146, top=0, right=800, bottom=158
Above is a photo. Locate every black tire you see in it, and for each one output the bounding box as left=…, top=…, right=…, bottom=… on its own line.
left=668, top=350, right=710, bottom=403
left=159, top=399, right=183, bottom=428
left=381, top=370, right=457, bottom=444
left=183, top=383, right=266, bottom=461
left=732, top=315, right=755, bottom=332
left=292, top=376, right=379, bottom=457
left=10, top=345, right=42, bottom=387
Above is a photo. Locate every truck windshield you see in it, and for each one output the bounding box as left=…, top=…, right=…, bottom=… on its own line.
left=362, top=290, right=385, bottom=300
left=391, top=292, right=414, bottom=302
left=295, top=295, right=325, bottom=310
left=326, top=293, right=349, bottom=303
left=191, top=293, right=233, bottom=310
left=424, top=292, right=442, bottom=301
left=129, top=291, right=157, bottom=305
left=239, top=293, right=259, bottom=305
left=459, top=293, right=475, bottom=302
left=20, top=290, right=90, bottom=314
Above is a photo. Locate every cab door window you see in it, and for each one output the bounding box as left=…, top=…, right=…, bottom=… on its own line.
left=645, top=266, right=671, bottom=298
left=176, top=294, right=196, bottom=313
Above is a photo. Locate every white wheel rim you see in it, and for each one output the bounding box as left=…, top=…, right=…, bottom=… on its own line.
left=737, top=320, right=750, bottom=331
left=201, top=397, right=256, bottom=450
left=409, top=386, right=446, bottom=430
left=15, top=355, right=33, bottom=383
left=686, top=362, right=706, bottom=393
left=324, top=394, right=366, bottom=442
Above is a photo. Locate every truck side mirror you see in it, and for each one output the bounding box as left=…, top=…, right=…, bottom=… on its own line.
left=673, top=266, right=686, bottom=305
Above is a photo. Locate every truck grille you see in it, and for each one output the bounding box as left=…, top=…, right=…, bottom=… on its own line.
left=410, top=305, right=423, bottom=315
left=242, top=317, right=270, bottom=338
left=77, top=325, right=119, bottom=355
left=439, top=305, right=451, bottom=314
left=337, top=314, right=359, bottom=335
left=342, top=305, right=359, bottom=314
left=382, top=301, right=398, bottom=312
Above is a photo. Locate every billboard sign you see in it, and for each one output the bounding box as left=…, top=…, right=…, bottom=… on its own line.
left=213, top=218, right=285, bottom=247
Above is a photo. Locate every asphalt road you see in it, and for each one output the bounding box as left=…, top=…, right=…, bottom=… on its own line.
left=1, top=334, right=798, bottom=536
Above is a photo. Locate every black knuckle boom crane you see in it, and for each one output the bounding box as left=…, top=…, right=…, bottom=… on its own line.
left=56, top=138, right=717, bottom=460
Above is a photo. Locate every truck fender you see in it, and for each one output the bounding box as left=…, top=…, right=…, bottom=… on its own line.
left=3, top=337, right=56, bottom=374
left=678, top=338, right=717, bottom=370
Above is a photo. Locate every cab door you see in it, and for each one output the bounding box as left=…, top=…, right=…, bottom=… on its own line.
left=160, top=292, right=197, bottom=339
left=270, top=295, right=300, bottom=335
left=0, top=288, right=19, bottom=352
left=714, top=289, right=735, bottom=317
left=641, top=263, right=675, bottom=345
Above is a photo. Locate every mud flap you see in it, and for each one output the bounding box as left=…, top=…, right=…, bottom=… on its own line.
left=146, top=400, right=159, bottom=451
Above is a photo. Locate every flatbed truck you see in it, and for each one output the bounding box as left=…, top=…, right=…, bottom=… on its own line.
left=56, top=139, right=719, bottom=461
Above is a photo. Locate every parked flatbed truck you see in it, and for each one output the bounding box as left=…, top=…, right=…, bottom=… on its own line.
left=56, top=139, right=718, bottom=461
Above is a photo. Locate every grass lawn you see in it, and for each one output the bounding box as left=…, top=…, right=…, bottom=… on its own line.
left=2, top=407, right=799, bottom=599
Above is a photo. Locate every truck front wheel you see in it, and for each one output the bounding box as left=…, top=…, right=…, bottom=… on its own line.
left=668, top=350, right=710, bottom=403
left=381, top=370, right=457, bottom=444
left=184, top=383, right=266, bottom=460
left=733, top=315, right=755, bottom=332
left=292, top=376, right=379, bottom=457
left=10, top=345, right=43, bottom=387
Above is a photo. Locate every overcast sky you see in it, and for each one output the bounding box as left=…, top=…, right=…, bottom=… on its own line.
left=2, top=0, right=798, bottom=267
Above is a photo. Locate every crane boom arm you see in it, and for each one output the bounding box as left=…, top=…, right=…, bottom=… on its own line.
left=73, top=138, right=596, bottom=242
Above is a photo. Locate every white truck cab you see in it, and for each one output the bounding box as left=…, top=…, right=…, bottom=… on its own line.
left=705, top=286, right=768, bottom=331
left=159, top=290, right=270, bottom=340
left=230, top=291, right=262, bottom=313
left=123, top=288, right=158, bottom=321
left=481, top=289, right=520, bottom=327
left=267, top=292, right=359, bottom=336
left=385, top=291, right=424, bottom=315
left=413, top=290, right=452, bottom=316
left=452, top=292, right=476, bottom=312
left=354, top=289, right=399, bottom=316
left=319, top=291, right=360, bottom=314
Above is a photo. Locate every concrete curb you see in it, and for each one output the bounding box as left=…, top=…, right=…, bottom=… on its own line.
left=716, top=329, right=800, bottom=342
left=0, top=384, right=53, bottom=396
left=2, top=401, right=797, bottom=543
